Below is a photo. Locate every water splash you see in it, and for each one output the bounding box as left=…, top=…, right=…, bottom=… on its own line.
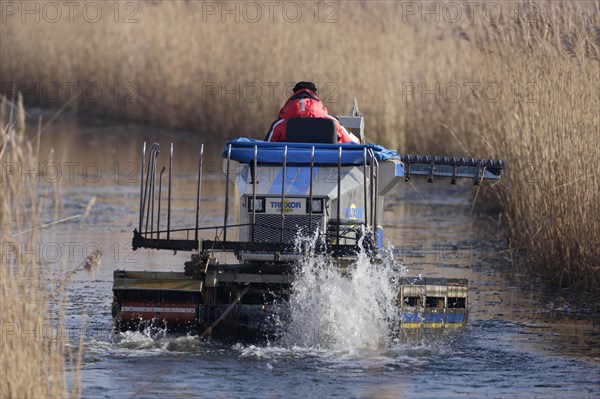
left=93, top=327, right=205, bottom=356
left=280, top=233, right=405, bottom=351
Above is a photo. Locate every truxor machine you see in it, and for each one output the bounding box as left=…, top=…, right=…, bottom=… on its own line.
left=112, top=110, right=504, bottom=338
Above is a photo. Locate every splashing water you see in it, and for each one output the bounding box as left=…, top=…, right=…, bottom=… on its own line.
left=280, top=234, right=405, bottom=351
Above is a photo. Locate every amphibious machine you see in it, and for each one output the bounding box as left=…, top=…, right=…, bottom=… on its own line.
left=112, top=109, right=505, bottom=338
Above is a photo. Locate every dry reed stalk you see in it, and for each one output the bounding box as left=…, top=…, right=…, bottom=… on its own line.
left=461, top=1, right=600, bottom=291
left=0, top=97, right=82, bottom=398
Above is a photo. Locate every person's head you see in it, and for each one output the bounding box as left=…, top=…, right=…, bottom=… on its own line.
left=292, top=81, right=317, bottom=93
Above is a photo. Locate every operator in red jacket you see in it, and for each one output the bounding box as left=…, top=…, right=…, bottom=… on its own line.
left=265, top=82, right=359, bottom=143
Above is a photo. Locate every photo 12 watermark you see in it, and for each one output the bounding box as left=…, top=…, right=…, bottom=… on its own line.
left=0, top=1, right=140, bottom=24
left=0, top=160, right=142, bottom=185
left=200, top=81, right=339, bottom=103
left=398, top=1, right=540, bottom=25
left=1, top=81, right=141, bottom=106
left=396, top=241, right=503, bottom=264
left=0, top=321, right=113, bottom=344
left=1, top=239, right=138, bottom=266
left=401, top=81, right=538, bottom=104
left=199, top=1, right=340, bottom=24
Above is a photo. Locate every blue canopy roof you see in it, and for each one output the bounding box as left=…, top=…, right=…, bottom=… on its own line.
left=222, top=138, right=399, bottom=166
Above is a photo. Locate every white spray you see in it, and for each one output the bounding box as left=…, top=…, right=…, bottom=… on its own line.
left=280, top=234, right=405, bottom=351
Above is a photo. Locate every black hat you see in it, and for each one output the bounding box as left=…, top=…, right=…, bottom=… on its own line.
left=292, top=81, right=317, bottom=93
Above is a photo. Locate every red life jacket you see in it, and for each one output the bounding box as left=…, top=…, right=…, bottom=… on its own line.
left=278, top=89, right=329, bottom=119
left=266, top=89, right=356, bottom=143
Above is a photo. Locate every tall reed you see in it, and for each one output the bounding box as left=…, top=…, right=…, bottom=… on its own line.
left=0, top=96, right=81, bottom=397
left=459, top=1, right=600, bottom=290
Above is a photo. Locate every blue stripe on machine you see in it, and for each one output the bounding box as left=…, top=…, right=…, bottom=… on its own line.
left=267, top=167, right=318, bottom=195
left=423, top=312, right=444, bottom=323
left=446, top=312, right=465, bottom=323
left=395, top=162, right=404, bottom=177
left=401, top=313, right=421, bottom=323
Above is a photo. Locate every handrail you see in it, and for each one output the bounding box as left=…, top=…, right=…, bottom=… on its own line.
left=337, top=147, right=342, bottom=244
left=373, top=153, right=379, bottom=245
left=194, top=144, right=204, bottom=241
left=150, top=147, right=157, bottom=239
left=280, top=146, right=287, bottom=243
left=224, top=144, right=232, bottom=243
left=145, top=144, right=158, bottom=236
left=157, top=166, right=166, bottom=239
left=252, top=145, right=257, bottom=242
left=138, top=221, right=330, bottom=239
left=167, top=143, right=173, bottom=239
left=369, top=150, right=375, bottom=236
left=363, top=147, right=368, bottom=230
left=138, top=142, right=146, bottom=232
left=143, top=143, right=156, bottom=235
left=308, top=146, right=315, bottom=233
left=136, top=142, right=410, bottom=252
left=132, top=230, right=365, bottom=255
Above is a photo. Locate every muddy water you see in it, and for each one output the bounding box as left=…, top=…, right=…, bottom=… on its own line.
left=26, top=111, right=600, bottom=398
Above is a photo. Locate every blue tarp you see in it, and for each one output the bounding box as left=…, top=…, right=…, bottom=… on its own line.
left=222, top=138, right=399, bottom=165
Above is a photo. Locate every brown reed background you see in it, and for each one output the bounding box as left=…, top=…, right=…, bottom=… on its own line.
left=0, top=97, right=82, bottom=397
left=1, top=0, right=599, bottom=293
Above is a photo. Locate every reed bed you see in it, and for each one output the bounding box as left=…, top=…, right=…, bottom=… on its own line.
left=0, top=97, right=81, bottom=397
left=460, top=2, right=600, bottom=291
left=1, top=0, right=598, bottom=290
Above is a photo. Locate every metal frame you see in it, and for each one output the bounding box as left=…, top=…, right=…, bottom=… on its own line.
left=308, top=146, right=315, bottom=233
left=157, top=166, right=166, bottom=238
left=224, top=144, right=232, bottom=243
left=195, top=144, right=204, bottom=241
left=135, top=143, right=504, bottom=258
left=252, top=145, right=258, bottom=241
left=280, top=146, right=287, bottom=243
left=337, top=147, right=342, bottom=244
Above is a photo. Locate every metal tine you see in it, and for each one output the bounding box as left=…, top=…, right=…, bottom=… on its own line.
left=150, top=149, right=157, bottom=238
left=280, top=146, right=287, bottom=243
left=141, top=143, right=157, bottom=234
left=373, top=154, right=379, bottom=246
left=363, top=147, right=368, bottom=232
left=167, top=143, right=173, bottom=240
left=224, top=144, right=232, bottom=243
left=308, top=146, right=315, bottom=235
left=195, top=144, right=204, bottom=242
left=474, top=162, right=486, bottom=186
left=157, top=166, right=166, bottom=238
left=144, top=143, right=159, bottom=235
left=337, top=147, right=342, bottom=245
left=369, top=149, right=375, bottom=237
left=138, top=142, right=146, bottom=232
left=451, top=164, right=458, bottom=185
left=427, top=161, right=435, bottom=183
left=252, top=145, right=257, bottom=242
